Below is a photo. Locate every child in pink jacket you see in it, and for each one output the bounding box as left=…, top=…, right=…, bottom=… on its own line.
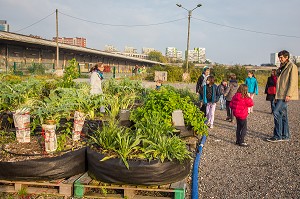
left=230, top=84, right=254, bottom=147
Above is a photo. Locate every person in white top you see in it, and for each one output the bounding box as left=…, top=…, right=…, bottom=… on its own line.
left=90, top=63, right=104, bottom=95
left=90, top=63, right=105, bottom=112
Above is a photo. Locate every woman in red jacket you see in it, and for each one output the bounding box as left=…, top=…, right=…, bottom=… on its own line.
left=230, top=84, right=254, bottom=147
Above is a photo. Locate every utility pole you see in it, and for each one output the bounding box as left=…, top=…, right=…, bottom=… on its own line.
left=56, top=9, right=59, bottom=69
left=176, top=3, right=202, bottom=73
left=186, top=10, right=191, bottom=73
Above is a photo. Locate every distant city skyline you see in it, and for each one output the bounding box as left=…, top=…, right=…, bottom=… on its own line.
left=1, top=0, right=299, bottom=65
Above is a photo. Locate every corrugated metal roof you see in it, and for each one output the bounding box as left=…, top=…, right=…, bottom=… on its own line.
left=0, top=31, right=163, bottom=65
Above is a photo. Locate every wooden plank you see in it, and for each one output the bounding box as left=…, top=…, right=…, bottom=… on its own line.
left=84, top=192, right=123, bottom=198
left=124, top=189, right=136, bottom=199
left=0, top=185, right=15, bottom=192
left=76, top=172, right=92, bottom=185
left=132, top=196, right=172, bottom=199
left=170, top=180, right=186, bottom=189
left=0, top=174, right=83, bottom=197
left=74, top=172, right=187, bottom=199
left=26, top=187, right=59, bottom=195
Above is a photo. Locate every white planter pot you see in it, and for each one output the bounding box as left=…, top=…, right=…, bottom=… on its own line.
left=13, top=110, right=30, bottom=143
left=42, top=124, right=57, bottom=153
left=72, top=111, right=86, bottom=141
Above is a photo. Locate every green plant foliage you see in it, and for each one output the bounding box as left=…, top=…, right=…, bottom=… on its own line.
left=89, top=122, right=120, bottom=151
left=17, top=187, right=28, bottom=197
left=130, top=87, right=207, bottom=136
left=189, top=68, right=202, bottom=83
left=210, top=64, right=228, bottom=83
left=147, top=51, right=167, bottom=63
left=61, top=58, right=80, bottom=88
left=103, top=78, right=144, bottom=97
left=228, top=65, right=248, bottom=83
left=0, top=78, right=47, bottom=112
left=143, top=135, right=191, bottom=163
left=164, top=65, right=183, bottom=82
left=28, top=63, right=46, bottom=75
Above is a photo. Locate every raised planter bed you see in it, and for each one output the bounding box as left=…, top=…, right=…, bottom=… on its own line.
left=87, top=147, right=191, bottom=186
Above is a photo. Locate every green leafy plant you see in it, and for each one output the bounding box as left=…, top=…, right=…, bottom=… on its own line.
left=17, top=187, right=28, bottom=198
left=61, top=58, right=80, bottom=88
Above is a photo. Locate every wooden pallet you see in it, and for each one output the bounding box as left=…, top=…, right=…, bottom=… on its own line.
left=0, top=174, right=82, bottom=198
left=74, top=172, right=186, bottom=199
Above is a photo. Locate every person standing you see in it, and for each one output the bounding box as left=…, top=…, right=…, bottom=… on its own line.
left=196, top=67, right=210, bottom=115
left=245, top=71, right=258, bottom=113
left=264, top=69, right=277, bottom=113
left=224, top=74, right=239, bottom=122
left=202, top=76, right=220, bottom=129
left=267, top=50, right=299, bottom=142
left=90, top=62, right=105, bottom=112
left=218, top=80, right=228, bottom=110
left=90, top=63, right=104, bottom=95
left=230, top=84, right=254, bottom=147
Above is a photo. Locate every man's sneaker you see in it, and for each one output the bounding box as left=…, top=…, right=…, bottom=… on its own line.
left=210, top=125, right=213, bottom=129
left=239, top=142, right=249, bottom=147
left=266, top=137, right=281, bottom=142
left=281, top=138, right=290, bottom=142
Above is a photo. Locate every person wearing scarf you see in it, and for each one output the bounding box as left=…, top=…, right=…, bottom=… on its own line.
left=90, top=63, right=104, bottom=95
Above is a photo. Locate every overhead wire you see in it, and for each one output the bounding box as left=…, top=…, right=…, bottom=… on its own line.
left=192, top=17, right=300, bottom=39
left=15, top=11, right=55, bottom=33
left=13, top=9, right=300, bottom=39
left=58, top=11, right=186, bottom=27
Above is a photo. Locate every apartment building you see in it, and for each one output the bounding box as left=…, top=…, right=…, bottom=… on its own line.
left=53, top=37, right=86, bottom=47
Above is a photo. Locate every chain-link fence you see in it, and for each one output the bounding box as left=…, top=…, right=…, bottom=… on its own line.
left=4, top=62, right=55, bottom=75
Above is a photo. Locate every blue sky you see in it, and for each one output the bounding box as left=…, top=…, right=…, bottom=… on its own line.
left=1, top=0, right=300, bottom=65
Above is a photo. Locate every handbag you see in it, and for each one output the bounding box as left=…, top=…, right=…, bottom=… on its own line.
left=267, top=86, right=276, bottom=95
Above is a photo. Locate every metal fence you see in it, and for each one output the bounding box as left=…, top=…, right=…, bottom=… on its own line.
left=6, top=62, right=55, bottom=75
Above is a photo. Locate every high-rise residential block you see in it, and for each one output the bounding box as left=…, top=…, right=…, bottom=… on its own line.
left=0, top=20, right=9, bottom=32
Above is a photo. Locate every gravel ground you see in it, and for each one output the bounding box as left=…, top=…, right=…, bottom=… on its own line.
left=196, top=93, right=300, bottom=199
left=154, top=82, right=299, bottom=199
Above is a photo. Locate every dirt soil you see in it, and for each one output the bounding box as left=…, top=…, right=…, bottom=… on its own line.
left=0, top=135, right=84, bottom=162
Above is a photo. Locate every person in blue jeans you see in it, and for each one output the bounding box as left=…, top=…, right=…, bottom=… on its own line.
left=267, top=50, right=299, bottom=142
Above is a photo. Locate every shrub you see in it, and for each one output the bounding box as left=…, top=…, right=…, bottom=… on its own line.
left=61, top=58, right=80, bottom=88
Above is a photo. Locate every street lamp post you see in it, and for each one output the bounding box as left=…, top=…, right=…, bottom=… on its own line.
left=176, top=3, right=202, bottom=73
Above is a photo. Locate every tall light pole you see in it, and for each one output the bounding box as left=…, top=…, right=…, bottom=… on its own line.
left=176, top=3, right=202, bottom=73
left=56, top=9, right=59, bottom=69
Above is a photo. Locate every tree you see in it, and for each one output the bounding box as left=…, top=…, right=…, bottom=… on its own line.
left=148, top=51, right=167, bottom=63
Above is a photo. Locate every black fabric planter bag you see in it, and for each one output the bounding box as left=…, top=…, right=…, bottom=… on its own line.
left=87, top=147, right=191, bottom=185
left=0, top=147, right=87, bottom=181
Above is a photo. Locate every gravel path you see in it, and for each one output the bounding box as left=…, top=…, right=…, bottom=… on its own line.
left=77, top=79, right=300, bottom=198
left=156, top=82, right=299, bottom=199
left=196, top=92, right=300, bottom=199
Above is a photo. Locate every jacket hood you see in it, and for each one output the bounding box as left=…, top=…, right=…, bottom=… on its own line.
left=230, top=80, right=238, bottom=87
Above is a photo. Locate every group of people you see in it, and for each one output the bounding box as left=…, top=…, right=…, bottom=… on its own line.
left=196, top=50, right=299, bottom=147
left=89, top=50, right=299, bottom=147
